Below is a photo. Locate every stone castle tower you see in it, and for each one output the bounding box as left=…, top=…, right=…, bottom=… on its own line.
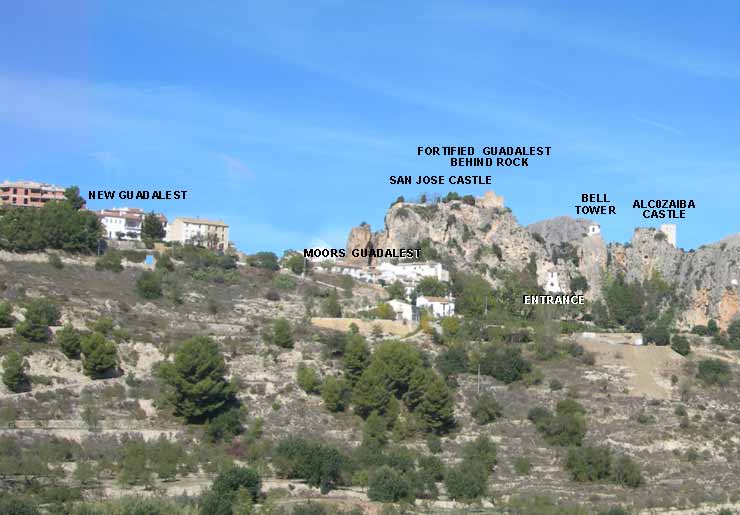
left=659, top=224, right=676, bottom=247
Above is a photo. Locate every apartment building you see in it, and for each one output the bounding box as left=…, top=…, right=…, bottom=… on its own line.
left=94, top=207, right=167, bottom=241
left=0, top=180, right=67, bottom=207
left=166, top=217, right=229, bottom=251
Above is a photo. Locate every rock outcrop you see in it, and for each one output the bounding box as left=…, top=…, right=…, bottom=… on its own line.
left=345, top=191, right=740, bottom=329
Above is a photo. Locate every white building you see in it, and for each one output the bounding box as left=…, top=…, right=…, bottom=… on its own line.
left=376, top=261, right=450, bottom=284
left=544, top=271, right=563, bottom=293
left=388, top=299, right=414, bottom=322
left=95, top=207, right=167, bottom=241
left=416, top=295, right=455, bottom=318
left=588, top=223, right=601, bottom=236
left=331, top=262, right=378, bottom=282
left=659, top=224, right=676, bottom=247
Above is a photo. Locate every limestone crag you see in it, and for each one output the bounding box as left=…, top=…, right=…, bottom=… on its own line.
left=345, top=191, right=740, bottom=328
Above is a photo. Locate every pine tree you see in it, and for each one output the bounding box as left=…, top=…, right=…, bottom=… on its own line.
left=56, top=324, right=82, bottom=359
left=160, top=336, right=237, bottom=422
left=352, top=362, right=392, bottom=418
left=272, top=318, right=293, bottom=348
left=81, top=332, right=118, bottom=378
left=2, top=352, right=29, bottom=393
left=141, top=212, right=166, bottom=242
left=343, top=334, right=370, bottom=384
left=415, top=372, right=455, bottom=434
left=322, top=289, right=342, bottom=317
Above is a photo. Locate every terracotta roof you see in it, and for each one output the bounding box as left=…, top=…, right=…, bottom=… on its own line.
left=421, top=296, right=453, bottom=303
left=176, top=217, right=228, bottom=227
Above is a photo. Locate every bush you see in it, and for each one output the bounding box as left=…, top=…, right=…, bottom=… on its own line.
left=565, top=446, right=612, bottom=482
left=211, top=465, right=261, bottom=500
left=272, top=318, right=294, bottom=348
left=95, top=251, right=123, bottom=272
left=697, top=358, right=731, bottom=385
left=528, top=403, right=587, bottom=447
left=296, top=364, right=322, bottom=394
left=321, top=376, right=350, bottom=412
left=435, top=346, right=469, bottom=378
left=690, top=325, right=708, bottom=336
left=48, top=252, right=64, bottom=269
left=158, top=336, right=237, bottom=422
left=462, top=435, right=497, bottom=470
left=643, top=324, right=670, bottom=346
left=471, top=393, right=502, bottom=425
left=671, top=335, right=691, bottom=356
left=322, top=290, right=342, bottom=317
left=444, top=460, right=488, bottom=502
left=611, top=454, right=642, bottom=487
left=273, top=437, right=347, bottom=493
left=57, top=324, right=82, bottom=359
left=0, top=496, right=40, bottom=515
left=206, top=408, right=244, bottom=442
left=368, top=466, right=414, bottom=503
left=0, top=301, right=14, bottom=328
left=566, top=447, right=642, bottom=488
left=155, top=253, right=175, bottom=272
left=136, top=271, right=163, bottom=299
left=514, top=456, right=531, bottom=475
left=248, top=251, right=280, bottom=271
left=2, top=351, right=30, bottom=392
left=15, top=299, right=59, bottom=342
left=479, top=344, right=531, bottom=383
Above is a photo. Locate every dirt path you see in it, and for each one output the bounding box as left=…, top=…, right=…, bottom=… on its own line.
left=578, top=335, right=685, bottom=399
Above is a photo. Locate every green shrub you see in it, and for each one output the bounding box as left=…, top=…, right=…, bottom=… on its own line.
left=611, top=454, right=642, bottom=487
left=136, top=271, right=163, bottom=299
left=0, top=496, right=40, bottom=515
left=480, top=344, right=531, bottom=383
left=296, top=364, right=322, bottom=394
left=15, top=299, right=59, bottom=342
left=0, top=301, right=14, bottom=328
left=697, top=358, right=731, bottom=385
left=293, top=503, right=328, bottom=515
left=2, top=351, right=30, bottom=392
left=48, top=252, right=64, bottom=269
left=435, top=346, right=469, bottom=378
left=248, top=251, right=280, bottom=271
left=528, top=404, right=587, bottom=447
left=206, top=408, right=244, bottom=442
left=367, top=466, right=414, bottom=503
left=273, top=274, right=297, bottom=290
left=273, top=437, right=347, bottom=493
left=155, top=253, right=175, bottom=272
left=120, top=249, right=147, bottom=263
left=566, top=446, right=612, bottom=482
left=444, top=460, right=488, bottom=502
left=56, top=324, right=82, bottom=359
left=690, top=325, right=708, bottom=336
left=471, top=393, right=502, bottom=425
left=643, top=324, right=670, bottom=346
left=272, top=318, right=294, bottom=348
left=95, top=250, right=123, bottom=272
left=462, top=435, right=497, bottom=470
left=514, top=456, right=531, bottom=475
left=671, top=335, right=690, bottom=356
left=80, top=332, right=118, bottom=378
left=321, top=376, right=350, bottom=412
left=211, top=465, right=261, bottom=500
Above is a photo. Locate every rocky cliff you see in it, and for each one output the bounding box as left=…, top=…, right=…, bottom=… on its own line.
left=345, top=191, right=740, bottom=329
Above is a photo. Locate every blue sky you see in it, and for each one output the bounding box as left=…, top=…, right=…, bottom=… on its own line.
left=1, top=1, right=739, bottom=253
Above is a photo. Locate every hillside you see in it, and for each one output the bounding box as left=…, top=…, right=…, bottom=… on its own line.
left=3, top=245, right=740, bottom=514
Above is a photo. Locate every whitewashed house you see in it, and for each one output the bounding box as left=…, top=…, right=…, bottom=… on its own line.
left=416, top=295, right=455, bottom=318
left=388, top=299, right=414, bottom=322
left=544, top=271, right=563, bottom=293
